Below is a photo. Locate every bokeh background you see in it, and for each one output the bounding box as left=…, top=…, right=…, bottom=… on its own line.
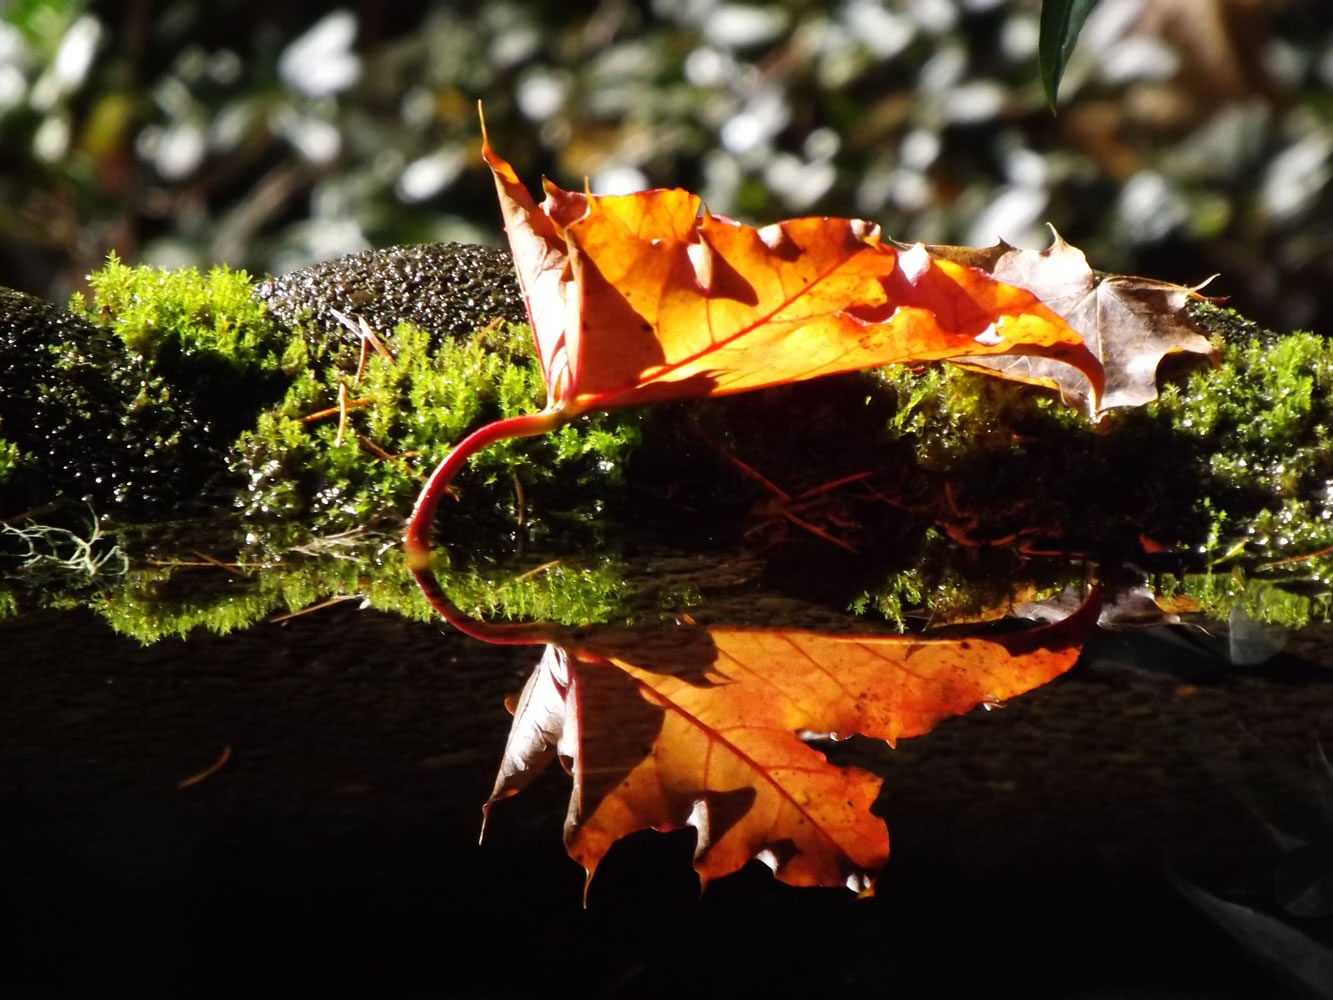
left=3, top=0, right=1333, bottom=333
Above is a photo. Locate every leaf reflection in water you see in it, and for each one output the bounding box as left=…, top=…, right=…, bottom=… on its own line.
left=424, top=576, right=1101, bottom=897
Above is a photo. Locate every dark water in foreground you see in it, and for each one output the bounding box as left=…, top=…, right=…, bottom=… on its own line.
left=4, top=573, right=1333, bottom=998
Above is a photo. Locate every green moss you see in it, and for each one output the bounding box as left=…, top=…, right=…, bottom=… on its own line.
left=229, top=318, right=642, bottom=546
left=875, top=361, right=1087, bottom=468
left=848, top=322, right=1333, bottom=629
left=1151, top=332, right=1333, bottom=506
left=0, top=438, right=23, bottom=484
left=82, top=252, right=289, bottom=374
left=849, top=560, right=925, bottom=629
left=1, top=259, right=299, bottom=515
left=2, top=254, right=643, bottom=548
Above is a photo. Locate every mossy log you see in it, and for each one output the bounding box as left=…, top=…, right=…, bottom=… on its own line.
left=2, top=243, right=1332, bottom=637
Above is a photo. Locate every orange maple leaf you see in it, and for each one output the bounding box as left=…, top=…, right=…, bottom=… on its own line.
left=475, top=591, right=1100, bottom=896
left=403, top=113, right=1103, bottom=570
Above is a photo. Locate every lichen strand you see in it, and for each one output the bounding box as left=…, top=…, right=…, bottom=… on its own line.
left=229, top=317, right=642, bottom=550
left=253, top=242, right=527, bottom=346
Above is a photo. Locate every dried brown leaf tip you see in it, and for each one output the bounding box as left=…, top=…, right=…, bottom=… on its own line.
left=933, top=228, right=1219, bottom=417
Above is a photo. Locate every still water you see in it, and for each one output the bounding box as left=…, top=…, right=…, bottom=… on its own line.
left=4, top=535, right=1331, bottom=997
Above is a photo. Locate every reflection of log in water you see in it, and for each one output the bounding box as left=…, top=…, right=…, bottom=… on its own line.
left=2, top=600, right=1328, bottom=993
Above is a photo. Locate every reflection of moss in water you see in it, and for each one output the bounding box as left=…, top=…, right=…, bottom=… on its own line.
left=848, top=529, right=1078, bottom=628
left=1158, top=570, right=1332, bottom=631
left=96, top=543, right=630, bottom=644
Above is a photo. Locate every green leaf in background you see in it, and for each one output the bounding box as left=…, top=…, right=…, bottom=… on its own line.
left=1039, top=0, right=1098, bottom=109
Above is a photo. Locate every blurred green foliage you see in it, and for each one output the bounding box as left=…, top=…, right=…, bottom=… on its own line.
left=1038, top=0, right=1097, bottom=107
left=4, top=0, right=1333, bottom=334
